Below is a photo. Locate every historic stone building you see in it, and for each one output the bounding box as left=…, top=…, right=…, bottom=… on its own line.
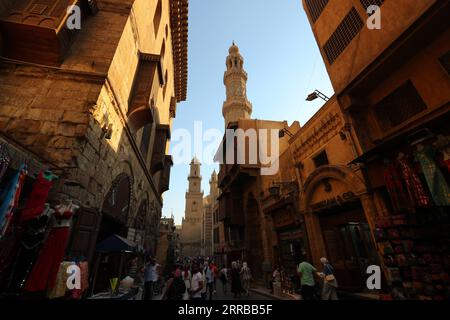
left=216, top=44, right=297, bottom=283
left=222, top=43, right=252, bottom=127
left=264, top=96, right=372, bottom=294
left=181, top=157, right=204, bottom=257
left=202, top=170, right=217, bottom=258
left=0, top=0, right=189, bottom=292
left=301, top=0, right=450, bottom=299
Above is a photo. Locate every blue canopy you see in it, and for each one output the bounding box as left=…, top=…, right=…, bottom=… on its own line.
left=95, top=235, right=137, bottom=253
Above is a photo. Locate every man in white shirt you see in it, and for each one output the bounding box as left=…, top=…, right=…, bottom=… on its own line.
left=144, top=257, right=160, bottom=300
left=189, top=264, right=203, bottom=300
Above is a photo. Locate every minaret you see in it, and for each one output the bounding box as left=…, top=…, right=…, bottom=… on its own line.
left=209, top=170, right=218, bottom=203
left=188, top=156, right=201, bottom=193
left=222, top=42, right=252, bottom=127
left=181, top=156, right=204, bottom=257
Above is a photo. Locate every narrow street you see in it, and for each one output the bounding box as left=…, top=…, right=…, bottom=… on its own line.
left=154, top=281, right=274, bottom=301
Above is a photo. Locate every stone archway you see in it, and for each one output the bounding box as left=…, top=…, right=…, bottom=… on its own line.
left=300, top=165, right=381, bottom=291
left=301, top=165, right=369, bottom=212
left=98, top=173, right=133, bottom=242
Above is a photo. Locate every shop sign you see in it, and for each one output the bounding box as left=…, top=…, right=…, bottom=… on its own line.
left=311, top=191, right=357, bottom=211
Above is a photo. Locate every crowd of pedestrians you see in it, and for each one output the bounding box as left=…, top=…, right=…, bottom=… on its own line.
left=157, top=257, right=253, bottom=300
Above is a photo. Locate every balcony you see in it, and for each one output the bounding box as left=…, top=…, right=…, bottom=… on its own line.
left=0, top=0, right=97, bottom=66
left=127, top=52, right=164, bottom=132
left=158, top=155, right=173, bottom=194
left=150, top=124, right=171, bottom=174
left=218, top=163, right=259, bottom=189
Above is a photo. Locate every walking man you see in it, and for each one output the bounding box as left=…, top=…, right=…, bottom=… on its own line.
left=144, top=257, right=159, bottom=300
left=297, top=259, right=317, bottom=301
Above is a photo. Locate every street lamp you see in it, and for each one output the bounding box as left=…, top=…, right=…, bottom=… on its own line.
left=279, top=128, right=294, bottom=138
left=306, top=90, right=329, bottom=102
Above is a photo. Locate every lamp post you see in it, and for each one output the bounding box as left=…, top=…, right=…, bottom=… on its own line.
left=306, top=90, right=329, bottom=102
left=279, top=128, right=294, bottom=138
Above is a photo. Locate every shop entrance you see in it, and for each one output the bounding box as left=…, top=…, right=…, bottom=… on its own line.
left=318, top=201, right=379, bottom=292
left=91, top=174, right=131, bottom=293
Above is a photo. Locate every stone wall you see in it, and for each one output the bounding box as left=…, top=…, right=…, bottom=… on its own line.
left=0, top=0, right=183, bottom=254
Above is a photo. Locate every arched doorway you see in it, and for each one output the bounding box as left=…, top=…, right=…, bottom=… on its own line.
left=97, top=173, right=131, bottom=242
left=302, top=165, right=380, bottom=292
left=244, top=194, right=263, bottom=277
left=92, top=173, right=132, bottom=293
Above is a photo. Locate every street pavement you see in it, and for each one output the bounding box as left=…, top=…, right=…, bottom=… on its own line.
left=197, top=281, right=273, bottom=301
left=148, top=280, right=273, bottom=300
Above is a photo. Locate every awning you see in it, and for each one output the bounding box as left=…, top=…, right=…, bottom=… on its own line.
left=95, top=235, right=137, bottom=253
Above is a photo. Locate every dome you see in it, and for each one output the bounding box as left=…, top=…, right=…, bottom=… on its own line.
left=191, top=156, right=201, bottom=165
left=229, top=42, right=239, bottom=54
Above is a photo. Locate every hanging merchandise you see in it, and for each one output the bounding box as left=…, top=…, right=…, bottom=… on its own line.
left=414, top=144, right=450, bottom=206
left=79, top=260, right=89, bottom=294
left=20, top=171, right=56, bottom=222
left=397, top=153, right=432, bottom=208
left=0, top=164, right=28, bottom=237
left=0, top=144, right=11, bottom=183
left=434, top=135, right=450, bottom=173
left=48, top=261, right=74, bottom=299
left=6, top=205, right=55, bottom=292
left=383, top=160, right=413, bottom=213
left=23, top=200, right=79, bottom=292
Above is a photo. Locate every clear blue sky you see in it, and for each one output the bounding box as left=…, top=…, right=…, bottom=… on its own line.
left=162, top=0, right=334, bottom=224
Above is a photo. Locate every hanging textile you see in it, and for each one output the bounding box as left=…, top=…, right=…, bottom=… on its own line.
left=383, top=161, right=413, bottom=213
left=20, top=172, right=54, bottom=222
left=0, top=164, right=27, bottom=236
left=79, top=261, right=89, bottom=293
left=48, top=261, right=73, bottom=299
left=434, top=135, right=450, bottom=173
left=398, top=157, right=432, bottom=208
left=23, top=202, right=79, bottom=292
left=0, top=215, right=23, bottom=291
left=7, top=205, right=54, bottom=292
left=0, top=144, right=10, bottom=183
left=414, top=145, right=450, bottom=206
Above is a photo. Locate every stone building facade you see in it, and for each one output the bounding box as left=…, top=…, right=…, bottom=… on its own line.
left=181, top=157, right=204, bottom=257
left=0, top=0, right=189, bottom=288
left=301, top=0, right=450, bottom=299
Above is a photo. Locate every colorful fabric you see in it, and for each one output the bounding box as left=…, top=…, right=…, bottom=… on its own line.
left=48, top=262, right=72, bottom=299
left=24, top=207, right=76, bottom=292
left=0, top=165, right=27, bottom=236
left=398, top=158, right=431, bottom=208
left=383, top=162, right=413, bottom=213
left=20, top=172, right=53, bottom=222
left=414, top=145, right=450, bottom=206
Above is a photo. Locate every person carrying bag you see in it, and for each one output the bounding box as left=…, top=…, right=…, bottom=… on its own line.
left=318, top=257, right=338, bottom=300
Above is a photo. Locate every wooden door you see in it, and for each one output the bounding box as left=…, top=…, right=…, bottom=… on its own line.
left=66, top=207, right=101, bottom=264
